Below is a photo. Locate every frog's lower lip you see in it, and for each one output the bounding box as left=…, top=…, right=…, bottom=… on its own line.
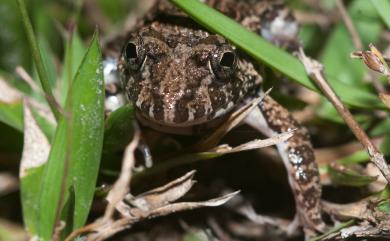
left=135, top=109, right=227, bottom=135
left=136, top=108, right=210, bottom=127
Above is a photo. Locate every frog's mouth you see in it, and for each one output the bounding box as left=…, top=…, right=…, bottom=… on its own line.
left=135, top=108, right=229, bottom=135
left=136, top=107, right=208, bottom=127
left=134, top=93, right=237, bottom=127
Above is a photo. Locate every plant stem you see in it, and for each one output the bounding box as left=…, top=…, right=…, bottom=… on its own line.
left=16, top=0, right=61, bottom=121
left=298, top=49, right=390, bottom=184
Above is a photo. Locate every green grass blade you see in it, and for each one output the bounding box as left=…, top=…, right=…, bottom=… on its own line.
left=0, top=101, right=23, bottom=131
left=16, top=0, right=61, bottom=120
left=371, top=0, right=390, bottom=29
left=103, top=104, right=135, bottom=152
left=38, top=36, right=57, bottom=89
left=169, top=0, right=384, bottom=109
left=37, top=32, right=104, bottom=240
left=20, top=103, right=51, bottom=236
left=60, top=31, right=87, bottom=106
left=309, top=220, right=355, bottom=241
left=0, top=0, right=32, bottom=72
left=327, top=164, right=377, bottom=187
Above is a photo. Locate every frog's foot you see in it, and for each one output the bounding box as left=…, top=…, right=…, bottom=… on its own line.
left=243, top=95, right=327, bottom=235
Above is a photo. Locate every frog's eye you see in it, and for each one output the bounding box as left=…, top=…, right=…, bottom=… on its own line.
left=210, top=50, right=237, bottom=80
left=123, top=37, right=146, bottom=71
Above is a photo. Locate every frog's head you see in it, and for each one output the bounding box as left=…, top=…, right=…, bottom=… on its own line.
left=119, top=22, right=261, bottom=127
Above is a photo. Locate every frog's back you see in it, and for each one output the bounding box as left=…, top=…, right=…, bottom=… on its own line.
left=149, top=0, right=299, bottom=49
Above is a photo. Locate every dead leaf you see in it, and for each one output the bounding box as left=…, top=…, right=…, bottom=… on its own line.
left=0, top=76, right=22, bottom=103
left=125, top=170, right=196, bottom=211
left=209, top=130, right=294, bottom=154
left=194, top=89, right=271, bottom=151
left=66, top=171, right=239, bottom=241
left=144, top=191, right=239, bottom=219
left=19, top=100, right=51, bottom=177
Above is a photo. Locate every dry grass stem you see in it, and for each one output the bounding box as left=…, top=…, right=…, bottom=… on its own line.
left=335, top=0, right=362, bottom=50
left=298, top=48, right=390, bottom=184
left=65, top=161, right=238, bottom=241
left=209, top=130, right=294, bottom=154
left=104, top=122, right=141, bottom=221
left=194, top=88, right=272, bottom=151
left=15, top=66, right=41, bottom=93
left=293, top=10, right=334, bottom=28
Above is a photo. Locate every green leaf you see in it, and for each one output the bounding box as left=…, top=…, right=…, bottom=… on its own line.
left=0, top=101, right=23, bottom=131
left=60, top=31, right=86, bottom=106
left=336, top=150, right=369, bottom=165
left=103, top=104, right=135, bottom=153
left=183, top=232, right=209, bottom=241
left=37, top=32, right=104, bottom=240
left=379, top=185, right=390, bottom=199
left=327, top=164, right=377, bottom=187
left=370, top=118, right=390, bottom=136
left=38, top=36, right=57, bottom=89
left=0, top=70, right=32, bottom=96
left=371, top=0, right=390, bottom=28
left=321, top=0, right=381, bottom=87
left=169, top=0, right=384, bottom=109
left=378, top=200, right=390, bottom=213
left=16, top=0, right=61, bottom=120
left=20, top=103, right=51, bottom=236
left=380, top=133, right=390, bottom=156
left=309, top=220, right=355, bottom=241
left=0, top=0, right=31, bottom=72
left=21, top=165, right=46, bottom=235
left=30, top=108, right=56, bottom=141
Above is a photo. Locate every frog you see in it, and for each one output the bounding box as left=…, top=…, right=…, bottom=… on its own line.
left=111, top=0, right=326, bottom=237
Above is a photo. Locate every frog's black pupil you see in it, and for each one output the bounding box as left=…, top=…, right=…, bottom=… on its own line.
left=220, top=52, right=235, bottom=67
left=126, top=43, right=138, bottom=59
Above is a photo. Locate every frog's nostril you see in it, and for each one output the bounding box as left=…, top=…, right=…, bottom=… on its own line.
left=152, top=86, right=160, bottom=95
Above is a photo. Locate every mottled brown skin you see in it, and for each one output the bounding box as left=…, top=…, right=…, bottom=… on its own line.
left=119, top=0, right=325, bottom=234
left=119, top=23, right=261, bottom=129
left=259, top=97, right=325, bottom=232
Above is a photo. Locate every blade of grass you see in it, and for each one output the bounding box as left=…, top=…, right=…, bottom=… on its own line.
left=169, top=0, right=384, bottom=110
left=37, top=31, right=104, bottom=240
left=0, top=101, right=23, bottom=131
left=309, top=219, right=355, bottom=241
left=38, top=36, right=57, bottom=89
left=20, top=103, right=50, bottom=235
left=0, top=0, right=32, bottom=72
left=371, top=0, right=390, bottom=29
left=103, top=104, right=135, bottom=152
left=60, top=30, right=86, bottom=106
left=16, top=0, right=61, bottom=120
left=327, top=164, right=377, bottom=187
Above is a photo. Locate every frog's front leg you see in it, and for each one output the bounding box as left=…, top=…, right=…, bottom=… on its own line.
left=244, top=95, right=326, bottom=234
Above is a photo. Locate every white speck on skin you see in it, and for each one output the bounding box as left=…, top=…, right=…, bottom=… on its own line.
left=289, top=151, right=303, bottom=165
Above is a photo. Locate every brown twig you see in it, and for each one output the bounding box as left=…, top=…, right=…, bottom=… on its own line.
left=382, top=30, right=390, bottom=42
left=293, top=10, right=335, bottom=29
left=298, top=48, right=390, bottom=184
